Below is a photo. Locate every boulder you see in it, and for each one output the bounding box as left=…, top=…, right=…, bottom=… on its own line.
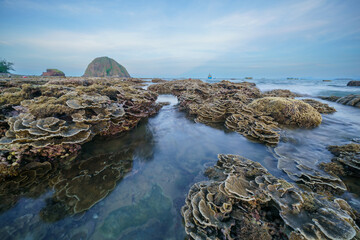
left=347, top=81, right=360, bottom=86
left=83, top=57, right=130, bottom=77
left=248, top=97, right=322, bottom=128
left=41, top=69, right=65, bottom=77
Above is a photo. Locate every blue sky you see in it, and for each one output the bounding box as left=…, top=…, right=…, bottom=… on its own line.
left=0, top=0, right=359, bottom=78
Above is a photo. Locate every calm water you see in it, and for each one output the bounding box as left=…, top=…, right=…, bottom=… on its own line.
left=0, top=79, right=359, bottom=239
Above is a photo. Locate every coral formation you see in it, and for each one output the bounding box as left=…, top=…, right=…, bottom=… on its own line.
left=321, top=95, right=360, bottom=108
left=0, top=77, right=160, bottom=177
left=326, top=143, right=360, bottom=176
left=182, top=154, right=359, bottom=240
left=249, top=97, right=322, bottom=128
left=262, top=89, right=301, bottom=98
left=301, top=99, right=336, bottom=114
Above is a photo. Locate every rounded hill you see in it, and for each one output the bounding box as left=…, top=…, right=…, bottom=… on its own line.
left=83, top=57, right=130, bottom=77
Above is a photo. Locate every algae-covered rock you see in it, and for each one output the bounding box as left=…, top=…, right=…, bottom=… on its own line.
left=249, top=97, right=322, bottom=128
left=41, top=69, right=65, bottom=77
left=327, top=143, right=360, bottom=176
left=83, top=57, right=130, bottom=77
left=301, top=99, right=336, bottom=114
left=182, top=154, right=359, bottom=240
left=321, top=94, right=360, bottom=108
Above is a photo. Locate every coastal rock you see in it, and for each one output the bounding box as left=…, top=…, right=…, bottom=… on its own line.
left=41, top=69, right=65, bottom=77
left=181, top=154, right=359, bottom=240
left=347, top=80, right=360, bottom=86
left=321, top=94, right=360, bottom=108
left=326, top=143, right=360, bottom=176
left=249, top=97, right=322, bottom=128
left=0, top=78, right=160, bottom=177
left=301, top=99, right=336, bottom=114
left=262, top=89, right=301, bottom=98
left=83, top=56, right=130, bottom=77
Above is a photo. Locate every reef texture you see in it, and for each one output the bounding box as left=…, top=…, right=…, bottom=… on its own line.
left=248, top=97, right=322, bottom=128
left=41, top=69, right=65, bottom=77
left=83, top=56, right=130, bottom=77
left=0, top=77, right=160, bottom=178
left=149, top=80, right=328, bottom=145
left=347, top=81, right=360, bottom=86
left=301, top=99, right=336, bottom=114
left=321, top=95, right=360, bottom=108
left=322, top=143, right=360, bottom=177
left=182, top=154, right=360, bottom=240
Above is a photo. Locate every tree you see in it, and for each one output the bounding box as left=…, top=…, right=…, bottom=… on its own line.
left=0, top=59, right=15, bottom=73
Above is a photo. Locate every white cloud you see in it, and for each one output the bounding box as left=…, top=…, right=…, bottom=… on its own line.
left=2, top=0, right=359, bottom=76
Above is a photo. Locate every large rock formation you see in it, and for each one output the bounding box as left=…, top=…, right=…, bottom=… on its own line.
left=83, top=57, right=130, bottom=77
left=41, top=69, right=65, bottom=77
left=347, top=81, right=360, bottom=86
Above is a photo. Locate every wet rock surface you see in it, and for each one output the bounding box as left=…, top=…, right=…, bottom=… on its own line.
left=149, top=80, right=327, bottom=145
left=0, top=77, right=161, bottom=178
left=182, top=154, right=360, bottom=240
left=347, top=81, right=360, bottom=86
left=321, top=94, right=360, bottom=108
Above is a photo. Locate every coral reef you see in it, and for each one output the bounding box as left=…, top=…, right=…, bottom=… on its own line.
left=262, top=89, right=301, bottom=98
left=248, top=97, right=322, bottom=128
left=0, top=77, right=160, bottom=177
left=321, top=95, right=360, bottom=108
left=151, top=78, right=167, bottom=83
left=182, top=154, right=360, bottom=240
left=149, top=80, right=330, bottom=145
left=301, top=99, right=336, bottom=114
left=325, top=143, right=360, bottom=176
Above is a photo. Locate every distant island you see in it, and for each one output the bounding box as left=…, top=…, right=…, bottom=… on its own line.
left=83, top=56, right=130, bottom=77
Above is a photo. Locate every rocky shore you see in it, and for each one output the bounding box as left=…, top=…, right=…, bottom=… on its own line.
left=0, top=76, right=160, bottom=180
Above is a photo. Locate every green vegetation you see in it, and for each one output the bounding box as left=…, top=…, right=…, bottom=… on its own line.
left=0, top=59, right=14, bottom=73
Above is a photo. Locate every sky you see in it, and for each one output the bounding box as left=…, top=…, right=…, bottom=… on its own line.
left=0, top=0, right=359, bottom=78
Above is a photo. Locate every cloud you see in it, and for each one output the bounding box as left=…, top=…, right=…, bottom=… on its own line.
left=1, top=0, right=359, bottom=76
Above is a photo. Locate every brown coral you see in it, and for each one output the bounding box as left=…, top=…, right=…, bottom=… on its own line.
left=182, top=154, right=359, bottom=240
left=249, top=97, right=322, bottom=128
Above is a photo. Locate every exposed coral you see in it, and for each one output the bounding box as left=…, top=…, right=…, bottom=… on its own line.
left=272, top=144, right=347, bottom=194
left=0, top=77, right=161, bottom=177
left=151, top=78, right=167, bottom=83
left=321, top=95, right=360, bottom=108
left=249, top=97, right=322, bottom=128
left=262, top=89, right=301, bottom=98
left=327, top=143, right=360, bottom=176
left=182, top=154, right=359, bottom=240
left=301, top=99, right=336, bottom=114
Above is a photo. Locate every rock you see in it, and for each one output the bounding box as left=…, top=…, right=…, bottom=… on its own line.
left=248, top=97, right=322, bottom=128
left=347, top=81, right=360, bottom=86
left=301, top=99, right=336, bottom=114
left=83, top=56, right=130, bottom=77
left=41, top=69, right=65, bottom=77
left=321, top=95, right=360, bottom=108
left=181, top=154, right=359, bottom=240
